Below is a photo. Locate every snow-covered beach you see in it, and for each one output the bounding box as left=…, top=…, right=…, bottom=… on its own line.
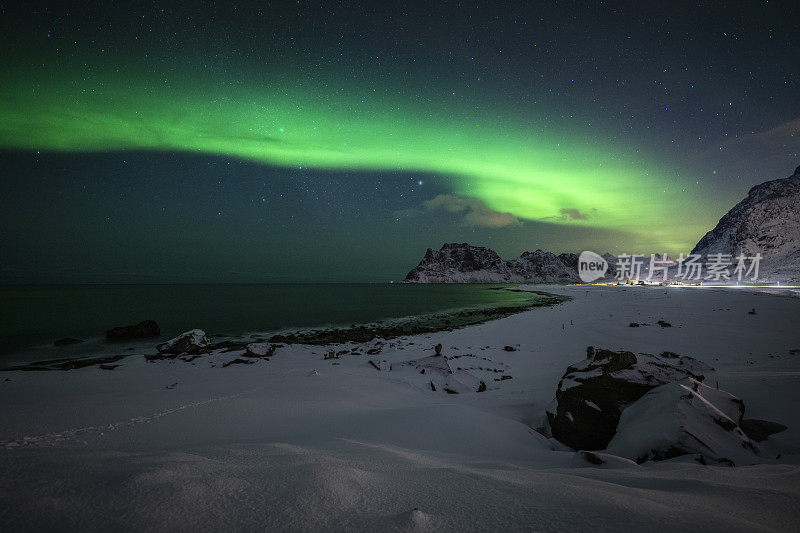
left=1, top=285, right=799, bottom=531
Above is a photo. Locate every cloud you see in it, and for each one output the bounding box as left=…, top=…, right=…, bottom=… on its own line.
left=559, top=208, right=587, bottom=220
left=538, top=207, right=595, bottom=223
left=720, top=116, right=800, bottom=148
left=391, top=207, right=423, bottom=219
left=422, top=194, right=521, bottom=228
left=749, top=116, right=800, bottom=140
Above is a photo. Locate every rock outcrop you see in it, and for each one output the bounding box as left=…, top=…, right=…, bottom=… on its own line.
left=404, top=243, right=514, bottom=283
left=245, top=342, right=277, bottom=358
left=546, top=347, right=713, bottom=450
left=607, top=378, right=759, bottom=465
left=507, top=250, right=581, bottom=283
left=156, top=329, right=209, bottom=355
left=692, top=165, right=800, bottom=281
left=106, top=320, right=160, bottom=341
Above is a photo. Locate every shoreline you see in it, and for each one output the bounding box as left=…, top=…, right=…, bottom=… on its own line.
left=1, top=284, right=799, bottom=530
left=262, top=289, right=567, bottom=345
left=0, top=288, right=568, bottom=371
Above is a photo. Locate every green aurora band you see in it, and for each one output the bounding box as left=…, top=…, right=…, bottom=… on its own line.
left=0, top=68, right=708, bottom=252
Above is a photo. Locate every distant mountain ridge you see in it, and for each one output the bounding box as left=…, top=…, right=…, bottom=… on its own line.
left=692, top=165, right=800, bottom=281
left=404, top=243, right=616, bottom=283
left=405, top=166, right=800, bottom=284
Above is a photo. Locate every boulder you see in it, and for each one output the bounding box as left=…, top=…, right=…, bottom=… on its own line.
left=606, top=378, right=759, bottom=465
left=105, top=320, right=160, bottom=341
left=156, top=329, right=209, bottom=355
left=245, top=342, right=277, bottom=358
left=547, top=346, right=712, bottom=450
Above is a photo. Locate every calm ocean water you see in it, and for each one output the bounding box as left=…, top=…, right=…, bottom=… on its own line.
left=0, top=283, right=537, bottom=366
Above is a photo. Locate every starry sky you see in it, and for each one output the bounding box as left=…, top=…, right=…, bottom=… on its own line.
left=1, top=1, right=798, bottom=283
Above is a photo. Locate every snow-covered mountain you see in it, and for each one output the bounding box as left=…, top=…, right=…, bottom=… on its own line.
left=692, top=165, right=800, bottom=281
left=404, top=243, right=613, bottom=283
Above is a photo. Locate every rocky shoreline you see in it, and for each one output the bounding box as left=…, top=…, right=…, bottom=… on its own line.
left=1, top=289, right=567, bottom=371
left=263, top=290, right=567, bottom=346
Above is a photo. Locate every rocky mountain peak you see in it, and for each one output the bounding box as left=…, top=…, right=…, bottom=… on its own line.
left=691, top=166, right=800, bottom=281
left=404, top=243, right=613, bottom=283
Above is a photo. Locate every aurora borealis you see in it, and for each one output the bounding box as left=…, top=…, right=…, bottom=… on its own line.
left=1, top=2, right=798, bottom=282
left=1, top=70, right=692, bottom=243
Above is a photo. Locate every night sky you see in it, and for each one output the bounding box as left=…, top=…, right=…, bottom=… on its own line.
left=1, top=1, right=798, bottom=283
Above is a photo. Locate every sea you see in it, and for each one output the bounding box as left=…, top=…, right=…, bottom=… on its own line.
left=0, top=283, right=539, bottom=367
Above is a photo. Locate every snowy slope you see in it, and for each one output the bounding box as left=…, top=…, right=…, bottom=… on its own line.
left=607, top=378, right=759, bottom=465
left=692, top=165, right=800, bottom=281
left=1, top=285, right=800, bottom=530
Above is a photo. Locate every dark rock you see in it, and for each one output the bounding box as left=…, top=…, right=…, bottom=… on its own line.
left=222, top=358, right=255, bottom=368
left=435, top=343, right=442, bottom=355
left=628, top=323, right=640, bottom=327
left=547, top=347, right=712, bottom=450
left=740, top=418, right=788, bottom=442
left=54, top=337, right=83, bottom=346
left=106, top=320, right=160, bottom=341
left=657, top=320, right=672, bottom=328
left=99, top=364, right=119, bottom=370
left=206, top=340, right=236, bottom=350
left=581, top=451, right=605, bottom=465
left=503, top=345, right=516, bottom=351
